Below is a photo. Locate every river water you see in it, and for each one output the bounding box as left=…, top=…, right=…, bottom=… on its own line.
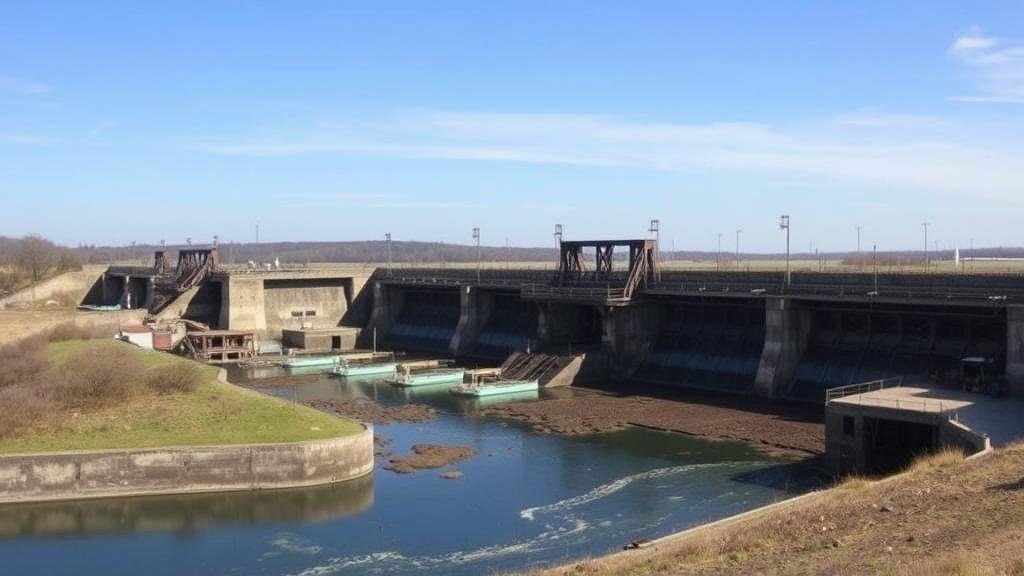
left=0, top=369, right=818, bottom=575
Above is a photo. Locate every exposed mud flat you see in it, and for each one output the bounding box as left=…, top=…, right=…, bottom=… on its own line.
left=384, top=444, right=477, bottom=474
left=306, top=399, right=437, bottom=425
left=484, top=391, right=824, bottom=456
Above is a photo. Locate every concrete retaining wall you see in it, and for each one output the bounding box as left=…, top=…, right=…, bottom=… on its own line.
left=0, top=427, right=374, bottom=504
left=1, top=266, right=107, bottom=309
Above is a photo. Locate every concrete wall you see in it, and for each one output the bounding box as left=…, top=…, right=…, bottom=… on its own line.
left=218, top=276, right=267, bottom=336
left=1007, top=306, right=1024, bottom=395
left=0, top=428, right=374, bottom=504
left=262, top=278, right=350, bottom=337
left=754, top=297, right=811, bottom=398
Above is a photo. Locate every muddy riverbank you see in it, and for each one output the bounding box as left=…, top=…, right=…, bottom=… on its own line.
left=306, top=398, right=437, bottom=425
left=484, top=388, right=824, bottom=456
left=383, top=444, right=477, bottom=474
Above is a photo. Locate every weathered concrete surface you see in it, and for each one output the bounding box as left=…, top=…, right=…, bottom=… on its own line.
left=1007, top=306, right=1024, bottom=396
left=282, top=327, right=360, bottom=350
left=754, top=297, right=811, bottom=398
left=263, top=278, right=351, bottom=337
left=449, top=286, right=494, bottom=356
left=0, top=427, right=374, bottom=504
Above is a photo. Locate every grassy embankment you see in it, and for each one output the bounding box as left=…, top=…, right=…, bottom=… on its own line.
left=0, top=333, right=362, bottom=455
left=525, top=446, right=1024, bottom=576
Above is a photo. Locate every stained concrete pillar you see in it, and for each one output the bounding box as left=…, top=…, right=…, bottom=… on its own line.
left=600, top=303, right=659, bottom=365
left=121, top=275, right=131, bottom=309
left=219, top=276, right=267, bottom=337
left=754, top=297, right=811, bottom=398
left=363, top=282, right=403, bottom=349
left=449, top=286, right=493, bottom=356
left=1007, top=305, right=1024, bottom=396
left=143, top=277, right=155, bottom=310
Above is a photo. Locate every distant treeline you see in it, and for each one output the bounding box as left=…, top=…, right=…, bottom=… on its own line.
left=7, top=236, right=1024, bottom=271
left=69, top=240, right=1024, bottom=267
left=0, top=236, right=82, bottom=296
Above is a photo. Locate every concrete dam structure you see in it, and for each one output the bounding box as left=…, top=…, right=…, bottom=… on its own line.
left=87, top=244, right=1024, bottom=401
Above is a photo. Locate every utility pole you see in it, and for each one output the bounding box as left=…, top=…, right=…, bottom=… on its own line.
left=856, top=225, right=863, bottom=270
left=554, top=224, right=563, bottom=271
left=473, top=227, right=481, bottom=283
left=921, top=222, right=930, bottom=272
left=873, top=244, right=878, bottom=293
left=255, top=222, right=260, bottom=244
left=716, top=233, right=723, bottom=271
left=779, top=215, right=791, bottom=285
left=737, top=227, right=745, bottom=268
left=385, top=232, right=393, bottom=277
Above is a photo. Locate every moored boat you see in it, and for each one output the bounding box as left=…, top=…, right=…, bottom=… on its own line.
left=449, top=379, right=539, bottom=397
left=281, top=355, right=340, bottom=368
left=332, top=360, right=397, bottom=378
left=394, top=368, right=465, bottom=387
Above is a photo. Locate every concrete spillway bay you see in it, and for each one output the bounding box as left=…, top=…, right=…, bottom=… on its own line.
left=0, top=370, right=817, bottom=576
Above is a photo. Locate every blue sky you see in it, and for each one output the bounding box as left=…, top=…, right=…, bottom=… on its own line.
left=1, top=1, right=1023, bottom=252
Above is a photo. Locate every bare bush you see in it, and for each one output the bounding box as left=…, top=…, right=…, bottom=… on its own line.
left=0, top=335, right=49, bottom=389
left=0, top=386, right=49, bottom=437
left=46, top=322, right=111, bottom=343
left=145, top=363, right=204, bottom=395
left=46, top=347, right=144, bottom=409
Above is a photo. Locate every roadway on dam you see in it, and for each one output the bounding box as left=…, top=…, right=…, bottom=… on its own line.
left=0, top=368, right=822, bottom=576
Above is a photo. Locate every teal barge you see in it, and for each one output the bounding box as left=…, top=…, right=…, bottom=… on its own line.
left=332, top=360, right=397, bottom=378
left=394, top=368, right=465, bottom=387
left=282, top=355, right=340, bottom=368
left=450, top=379, right=539, bottom=397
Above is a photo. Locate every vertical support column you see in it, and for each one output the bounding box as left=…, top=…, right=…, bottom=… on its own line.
left=365, top=282, right=400, bottom=347
left=600, top=303, right=659, bottom=365
left=1007, top=306, right=1024, bottom=396
left=222, top=276, right=267, bottom=337
left=449, top=286, right=492, bottom=356
left=121, top=275, right=131, bottom=309
left=143, top=277, right=155, bottom=310
left=754, top=297, right=811, bottom=398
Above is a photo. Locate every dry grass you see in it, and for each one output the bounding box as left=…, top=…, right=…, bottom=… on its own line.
left=523, top=442, right=1024, bottom=576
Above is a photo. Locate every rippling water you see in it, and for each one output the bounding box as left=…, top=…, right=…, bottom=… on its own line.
left=0, top=369, right=818, bottom=575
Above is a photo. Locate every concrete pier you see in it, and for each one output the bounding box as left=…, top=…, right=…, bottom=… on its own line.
left=754, top=298, right=811, bottom=398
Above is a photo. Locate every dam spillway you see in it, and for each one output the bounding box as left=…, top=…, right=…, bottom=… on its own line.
left=86, top=250, right=1024, bottom=400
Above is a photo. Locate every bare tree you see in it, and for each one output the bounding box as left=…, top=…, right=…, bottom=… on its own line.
left=16, top=235, right=60, bottom=283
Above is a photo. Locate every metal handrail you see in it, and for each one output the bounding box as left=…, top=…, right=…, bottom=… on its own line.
left=825, top=377, right=903, bottom=404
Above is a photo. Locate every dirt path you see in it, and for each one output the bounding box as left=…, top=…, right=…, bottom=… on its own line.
left=485, top=388, right=824, bottom=456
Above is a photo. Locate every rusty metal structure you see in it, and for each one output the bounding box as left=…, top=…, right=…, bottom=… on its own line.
left=183, top=329, right=255, bottom=364
left=153, top=250, right=173, bottom=275
left=175, top=248, right=219, bottom=291
left=554, top=239, right=658, bottom=301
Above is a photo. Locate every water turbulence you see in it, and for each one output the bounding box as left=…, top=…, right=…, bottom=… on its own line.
left=0, top=371, right=815, bottom=576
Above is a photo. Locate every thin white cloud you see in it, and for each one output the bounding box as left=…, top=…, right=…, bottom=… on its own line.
left=0, top=131, right=57, bottom=145
left=198, top=109, right=1024, bottom=203
left=0, top=75, right=51, bottom=95
left=949, top=26, right=1024, bottom=104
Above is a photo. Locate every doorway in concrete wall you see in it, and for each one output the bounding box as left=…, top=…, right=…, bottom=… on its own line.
left=331, top=335, right=342, bottom=350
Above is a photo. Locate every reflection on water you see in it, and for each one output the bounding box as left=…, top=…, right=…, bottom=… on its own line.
left=0, top=474, right=373, bottom=538
left=0, top=366, right=819, bottom=576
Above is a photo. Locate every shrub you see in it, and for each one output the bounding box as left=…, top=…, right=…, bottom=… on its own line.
left=0, top=334, right=48, bottom=389
left=0, top=386, right=48, bottom=437
left=46, top=346, right=144, bottom=409
left=46, top=322, right=112, bottom=343
left=145, top=363, right=204, bottom=395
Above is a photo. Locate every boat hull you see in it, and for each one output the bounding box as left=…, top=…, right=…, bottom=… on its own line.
left=332, top=363, right=397, bottom=377
left=282, top=355, right=339, bottom=368
left=394, top=369, right=465, bottom=387
left=450, top=380, right=539, bottom=397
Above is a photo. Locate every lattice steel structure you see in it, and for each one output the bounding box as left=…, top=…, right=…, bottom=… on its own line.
left=555, top=239, right=658, bottom=300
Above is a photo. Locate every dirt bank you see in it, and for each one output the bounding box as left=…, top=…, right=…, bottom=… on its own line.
left=527, top=444, right=1024, bottom=576
left=383, top=444, right=477, bottom=474
left=484, top=388, right=824, bottom=456
left=305, top=398, right=436, bottom=425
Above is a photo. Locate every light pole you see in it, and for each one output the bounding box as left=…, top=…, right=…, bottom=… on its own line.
left=554, top=224, right=563, bottom=271
left=717, top=233, right=723, bottom=271
left=856, top=226, right=863, bottom=270
left=921, top=222, right=930, bottom=272
left=735, top=229, right=743, bottom=269
left=649, top=219, right=660, bottom=280
left=385, top=233, right=393, bottom=277
left=473, top=227, right=481, bottom=283
left=779, top=215, right=791, bottom=285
